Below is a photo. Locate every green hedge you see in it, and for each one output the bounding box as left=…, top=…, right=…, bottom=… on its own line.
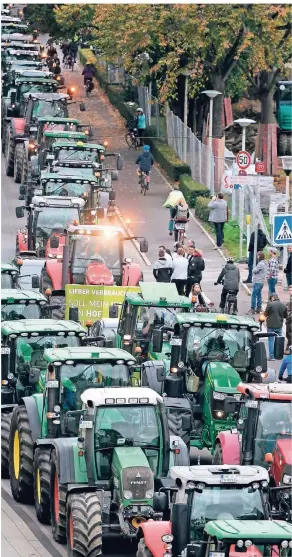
left=179, top=174, right=209, bottom=208
left=79, top=49, right=192, bottom=182
left=195, top=196, right=210, bottom=222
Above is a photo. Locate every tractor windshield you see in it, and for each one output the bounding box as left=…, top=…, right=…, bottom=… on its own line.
left=35, top=207, right=79, bottom=241
left=19, top=83, right=55, bottom=95
left=135, top=306, right=182, bottom=336
left=54, top=166, right=94, bottom=177
left=253, top=401, right=292, bottom=467
left=190, top=485, right=265, bottom=541
left=186, top=326, right=252, bottom=368
left=1, top=302, right=41, bottom=320
left=44, top=180, right=90, bottom=197
left=56, top=148, right=98, bottom=163
left=32, top=100, right=66, bottom=118
left=95, top=405, right=159, bottom=448
left=72, top=233, right=121, bottom=273
left=15, top=334, right=80, bottom=374
left=1, top=273, right=14, bottom=288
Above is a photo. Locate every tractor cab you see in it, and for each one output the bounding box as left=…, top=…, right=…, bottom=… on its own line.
left=51, top=140, right=106, bottom=166
left=35, top=116, right=91, bottom=140
left=1, top=262, right=20, bottom=289
left=1, top=289, right=48, bottom=321
left=1, top=23, right=29, bottom=34
left=3, top=77, right=58, bottom=119
left=276, top=81, right=292, bottom=156
left=2, top=49, right=41, bottom=70
left=2, top=41, right=39, bottom=52
left=15, top=195, right=85, bottom=257
left=1, top=33, right=39, bottom=46
left=36, top=131, right=88, bottom=172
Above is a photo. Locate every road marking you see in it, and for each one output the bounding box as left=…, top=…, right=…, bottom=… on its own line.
left=115, top=205, right=152, bottom=266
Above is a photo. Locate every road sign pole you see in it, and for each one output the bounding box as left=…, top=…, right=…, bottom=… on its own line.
left=246, top=214, right=251, bottom=258
left=239, top=187, right=244, bottom=261
left=253, top=176, right=260, bottom=271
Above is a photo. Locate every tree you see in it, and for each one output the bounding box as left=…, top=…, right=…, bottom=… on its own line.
left=25, top=5, right=62, bottom=38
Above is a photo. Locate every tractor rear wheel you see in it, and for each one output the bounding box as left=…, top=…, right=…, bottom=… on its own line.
left=2, top=120, right=7, bottom=154
left=9, top=406, right=34, bottom=503
left=66, top=492, right=102, bottom=557
left=137, top=539, right=153, bottom=557
left=212, top=443, right=223, bottom=464
left=1, top=412, right=12, bottom=478
left=50, top=449, right=67, bottom=544
left=5, top=130, right=15, bottom=177
left=41, top=270, right=65, bottom=319
left=34, top=448, right=51, bottom=524
left=14, top=143, right=23, bottom=183
left=21, top=150, right=28, bottom=185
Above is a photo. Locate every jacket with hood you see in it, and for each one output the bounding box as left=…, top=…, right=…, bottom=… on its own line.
left=217, top=262, right=240, bottom=291
left=153, top=257, right=173, bottom=282
left=248, top=229, right=268, bottom=253
left=188, top=251, right=205, bottom=283
left=136, top=152, right=154, bottom=172
left=208, top=199, right=228, bottom=223
left=135, top=113, right=146, bottom=129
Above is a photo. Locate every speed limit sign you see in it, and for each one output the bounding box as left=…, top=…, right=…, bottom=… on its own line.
left=236, top=150, right=251, bottom=170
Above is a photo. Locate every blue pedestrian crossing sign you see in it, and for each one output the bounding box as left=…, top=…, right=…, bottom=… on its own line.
left=273, top=214, right=292, bottom=246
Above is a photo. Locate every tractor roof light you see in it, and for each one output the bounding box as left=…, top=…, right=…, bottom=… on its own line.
left=237, top=541, right=244, bottom=548
left=281, top=541, right=289, bottom=549
left=105, top=398, right=115, bottom=404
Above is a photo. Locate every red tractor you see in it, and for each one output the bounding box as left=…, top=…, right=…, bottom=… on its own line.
left=266, top=439, right=292, bottom=521
left=213, top=381, right=291, bottom=468
left=40, top=224, right=148, bottom=317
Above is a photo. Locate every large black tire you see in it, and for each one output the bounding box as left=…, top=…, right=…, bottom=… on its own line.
left=41, top=269, right=65, bottom=319
left=9, top=406, right=34, bottom=503
left=212, top=443, right=223, bottom=464
left=50, top=449, right=67, bottom=544
left=1, top=412, right=12, bottom=478
left=14, top=143, right=23, bottom=183
left=286, top=134, right=292, bottom=156
left=137, top=539, right=153, bottom=557
left=5, top=130, right=15, bottom=176
left=21, top=149, right=28, bottom=185
left=66, top=492, right=102, bottom=557
left=2, top=120, right=7, bottom=154
left=34, top=448, right=51, bottom=524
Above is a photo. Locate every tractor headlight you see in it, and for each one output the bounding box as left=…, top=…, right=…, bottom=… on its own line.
left=283, top=474, right=292, bottom=485
left=123, top=491, right=132, bottom=500
left=281, top=541, right=288, bottom=548
left=245, top=541, right=252, bottom=547
left=215, top=411, right=224, bottom=418
left=146, top=490, right=153, bottom=499
left=213, top=392, right=226, bottom=400
left=236, top=541, right=244, bottom=548
left=255, top=365, right=262, bottom=373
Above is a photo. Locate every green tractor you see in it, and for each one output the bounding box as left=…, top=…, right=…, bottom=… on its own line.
left=2, top=47, right=41, bottom=72
left=1, top=288, right=51, bottom=321
left=136, top=464, right=273, bottom=557
left=276, top=81, right=292, bottom=156
left=1, top=318, right=87, bottom=477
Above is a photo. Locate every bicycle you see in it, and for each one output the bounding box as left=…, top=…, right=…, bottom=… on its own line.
left=214, top=282, right=238, bottom=315
left=85, top=78, right=94, bottom=97
left=125, top=126, right=139, bottom=150
left=138, top=171, right=148, bottom=195
left=174, top=221, right=187, bottom=245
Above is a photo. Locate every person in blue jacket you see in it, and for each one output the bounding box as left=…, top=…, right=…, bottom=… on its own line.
left=135, top=107, right=146, bottom=146
left=136, top=145, right=154, bottom=188
left=278, top=347, right=292, bottom=383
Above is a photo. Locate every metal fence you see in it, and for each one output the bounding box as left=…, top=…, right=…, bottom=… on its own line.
left=137, top=85, right=165, bottom=139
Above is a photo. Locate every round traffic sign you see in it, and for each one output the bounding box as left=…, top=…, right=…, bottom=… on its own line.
left=239, top=169, right=247, bottom=176
left=236, top=150, right=251, bottom=170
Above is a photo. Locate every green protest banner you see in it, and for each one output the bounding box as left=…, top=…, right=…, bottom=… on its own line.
left=65, top=285, right=140, bottom=325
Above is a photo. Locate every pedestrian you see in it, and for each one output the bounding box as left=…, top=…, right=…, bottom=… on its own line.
left=135, top=108, right=146, bottom=146
left=278, top=347, right=292, bottom=383
left=159, top=245, right=172, bottom=263
left=264, top=293, right=287, bottom=360
left=171, top=247, right=188, bottom=294
left=285, top=284, right=292, bottom=353
left=247, top=251, right=266, bottom=315
left=284, top=245, right=292, bottom=288
left=266, top=248, right=279, bottom=296
left=172, top=242, right=183, bottom=259
left=208, top=192, right=228, bottom=249
left=243, top=224, right=268, bottom=284
left=186, top=247, right=205, bottom=296
left=189, top=283, right=212, bottom=310
left=153, top=248, right=173, bottom=283
left=216, top=257, right=240, bottom=314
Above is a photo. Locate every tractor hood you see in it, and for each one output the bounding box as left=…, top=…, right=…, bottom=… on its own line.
left=85, top=262, right=114, bottom=286
left=207, top=362, right=241, bottom=393
left=112, top=446, right=154, bottom=507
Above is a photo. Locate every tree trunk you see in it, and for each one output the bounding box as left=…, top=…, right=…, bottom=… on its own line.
left=259, top=70, right=277, bottom=124
left=211, top=73, right=225, bottom=138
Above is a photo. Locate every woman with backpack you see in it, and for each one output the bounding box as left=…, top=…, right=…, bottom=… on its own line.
left=169, top=200, right=189, bottom=240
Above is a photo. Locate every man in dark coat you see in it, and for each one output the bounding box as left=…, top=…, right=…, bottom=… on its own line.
left=186, top=247, right=205, bottom=296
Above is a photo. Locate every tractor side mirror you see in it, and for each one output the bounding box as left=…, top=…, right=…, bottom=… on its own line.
left=155, top=364, right=166, bottom=383
left=19, top=185, right=26, bottom=195
left=18, top=195, right=25, bottom=201
left=274, top=335, right=284, bottom=360
left=140, top=238, right=148, bottom=253
left=109, top=303, right=118, bottom=318
left=111, top=170, right=118, bottom=182
left=31, top=275, right=40, bottom=289
left=31, top=165, right=39, bottom=178
left=152, top=329, right=163, bottom=354
left=50, top=236, right=59, bottom=248
left=153, top=492, right=168, bottom=512
left=254, top=341, right=267, bottom=372
left=29, top=367, right=40, bottom=384
left=224, top=396, right=239, bottom=414
left=15, top=206, right=24, bottom=218
left=116, top=154, right=123, bottom=171
left=10, top=90, right=16, bottom=105
left=109, top=190, right=116, bottom=201
left=69, top=307, right=79, bottom=323
left=66, top=416, right=77, bottom=434
left=80, top=102, right=86, bottom=112
left=182, top=415, right=192, bottom=432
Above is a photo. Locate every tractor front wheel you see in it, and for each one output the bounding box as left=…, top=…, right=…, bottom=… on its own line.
left=212, top=443, right=223, bottom=465
left=14, top=143, right=23, bottom=183
left=9, top=406, right=34, bottom=503
left=34, top=448, right=51, bottom=524
left=5, top=130, right=15, bottom=177
left=137, top=539, right=153, bottom=557
left=1, top=412, right=12, bottom=478
left=50, top=449, right=67, bottom=543
left=66, top=492, right=102, bottom=557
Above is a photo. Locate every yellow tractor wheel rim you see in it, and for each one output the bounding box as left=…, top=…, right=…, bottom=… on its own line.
left=36, top=468, right=41, bottom=504
left=13, top=430, right=20, bottom=479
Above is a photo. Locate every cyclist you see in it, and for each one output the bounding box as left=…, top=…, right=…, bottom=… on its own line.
left=135, top=108, right=146, bottom=146
left=215, top=257, right=240, bottom=314
left=82, top=63, right=94, bottom=88
left=169, top=200, right=189, bottom=240
left=69, top=41, right=78, bottom=62
left=135, top=145, right=154, bottom=188
left=47, top=43, right=57, bottom=58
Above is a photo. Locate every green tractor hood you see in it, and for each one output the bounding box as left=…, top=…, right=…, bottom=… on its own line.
left=112, top=446, right=154, bottom=508
left=207, top=362, right=241, bottom=393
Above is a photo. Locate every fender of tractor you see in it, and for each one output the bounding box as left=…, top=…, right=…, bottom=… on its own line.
left=20, top=395, right=43, bottom=442
left=45, top=234, right=65, bottom=259
left=137, top=521, right=171, bottom=557
left=141, top=361, right=166, bottom=395
left=16, top=229, right=28, bottom=252
left=122, top=262, right=143, bottom=286
left=214, top=430, right=240, bottom=465
left=269, top=439, right=291, bottom=486
left=85, top=262, right=114, bottom=286
left=44, top=260, right=63, bottom=291
left=51, top=438, right=79, bottom=484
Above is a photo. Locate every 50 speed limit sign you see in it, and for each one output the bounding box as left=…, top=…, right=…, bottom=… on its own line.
left=236, top=150, right=251, bottom=170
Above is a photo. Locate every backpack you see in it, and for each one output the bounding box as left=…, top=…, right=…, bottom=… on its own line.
left=176, top=205, right=188, bottom=221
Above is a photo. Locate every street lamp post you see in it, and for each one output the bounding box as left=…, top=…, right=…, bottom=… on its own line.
left=234, top=118, right=256, bottom=264
left=280, top=156, right=292, bottom=271
left=202, top=90, right=222, bottom=194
